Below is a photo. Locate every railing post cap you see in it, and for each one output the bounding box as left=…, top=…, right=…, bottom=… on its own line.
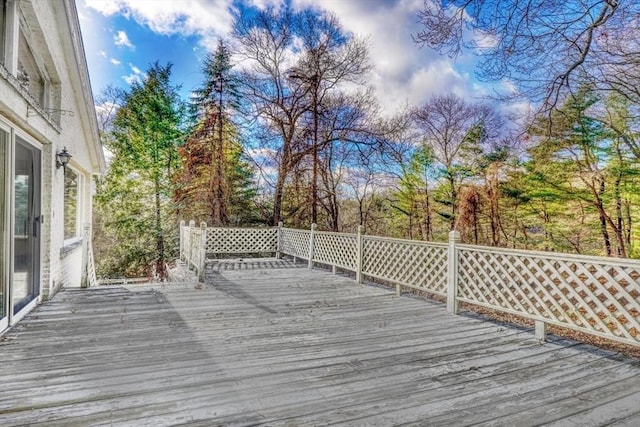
left=311, top=223, right=317, bottom=230
left=357, top=225, right=364, bottom=234
left=180, top=220, right=185, bottom=226
left=449, top=230, right=461, bottom=242
left=200, top=221, right=207, bottom=228
left=189, top=220, right=196, bottom=227
left=278, top=221, right=283, bottom=228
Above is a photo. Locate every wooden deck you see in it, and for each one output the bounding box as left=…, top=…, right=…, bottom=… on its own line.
left=1, top=259, right=640, bottom=426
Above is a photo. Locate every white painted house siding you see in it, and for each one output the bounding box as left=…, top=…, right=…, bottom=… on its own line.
left=0, top=0, right=104, bottom=331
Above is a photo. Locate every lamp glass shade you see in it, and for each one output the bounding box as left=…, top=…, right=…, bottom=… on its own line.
left=57, top=147, right=72, bottom=169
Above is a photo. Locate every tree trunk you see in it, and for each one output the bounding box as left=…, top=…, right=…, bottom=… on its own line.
left=597, top=208, right=611, bottom=257
left=594, top=179, right=612, bottom=257
left=329, top=193, right=339, bottom=232
left=487, top=172, right=501, bottom=246
left=424, top=181, right=432, bottom=241
left=624, top=198, right=632, bottom=248
left=612, top=143, right=627, bottom=257
left=541, top=202, right=551, bottom=252
left=311, top=80, right=319, bottom=225
left=209, top=128, right=221, bottom=226
left=447, top=171, right=457, bottom=230
left=154, top=174, right=165, bottom=280
left=272, top=164, right=287, bottom=226
left=216, top=106, right=227, bottom=225
left=472, top=192, right=479, bottom=245
left=614, top=171, right=625, bottom=257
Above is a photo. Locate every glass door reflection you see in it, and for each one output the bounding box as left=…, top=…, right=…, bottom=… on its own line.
left=13, top=139, right=40, bottom=314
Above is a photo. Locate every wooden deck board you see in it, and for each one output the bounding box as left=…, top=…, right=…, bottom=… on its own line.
left=1, top=260, right=639, bottom=426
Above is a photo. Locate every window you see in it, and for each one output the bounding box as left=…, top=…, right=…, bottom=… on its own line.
left=64, top=167, right=79, bottom=240
left=0, top=0, right=59, bottom=122
left=17, top=29, right=46, bottom=105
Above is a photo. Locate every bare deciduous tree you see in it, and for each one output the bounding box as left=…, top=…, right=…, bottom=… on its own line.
left=414, top=1, right=640, bottom=111
left=234, top=7, right=375, bottom=227
left=95, top=85, right=124, bottom=137
left=233, top=7, right=310, bottom=225
left=412, top=93, right=503, bottom=229
left=291, top=12, right=371, bottom=225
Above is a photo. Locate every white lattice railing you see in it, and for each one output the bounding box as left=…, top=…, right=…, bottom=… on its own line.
left=457, top=244, right=640, bottom=346
left=179, top=221, right=279, bottom=280
left=179, top=221, right=207, bottom=281
left=362, top=236, right=448, bottom=297
left=206, top=227, right=277, bottom=254
left=179, top=222, right=640, bottom=347
left=313, top=231, right=358, bottom=271
left=279, top=228, right=311, bottom=260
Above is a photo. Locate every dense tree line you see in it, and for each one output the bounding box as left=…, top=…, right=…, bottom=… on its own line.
left=94, top=3, right=640, bottom=279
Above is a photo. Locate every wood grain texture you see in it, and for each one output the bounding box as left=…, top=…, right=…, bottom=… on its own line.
left=1, top=259, right=639, bottom=426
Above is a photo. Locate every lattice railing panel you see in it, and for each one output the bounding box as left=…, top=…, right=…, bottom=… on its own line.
left=206, top=227, right=277, bottom=254
left=458, top=246, right=640, bottom=344
left=362, top=236, right=448, bottom=295
left=280, top=228, right=311, bottom=259
left=313, top=232, right=358, bottom=270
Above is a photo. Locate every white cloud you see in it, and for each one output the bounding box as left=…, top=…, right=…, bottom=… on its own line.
left=474, top=29, right=499, bottom=49
left=84, top=0, right=475, bottom=115
left=406, top=62, right=468, bottom=102
left=247, top=0, right=284, bottom=11
left=122, top=74, right=139, bottom=85
left=500, top=79, right=518, bottom=96
left=110, top=58, right=121, bottom=65
left=84, top=0, right=129, bottom=16
left=85, top=0, right=234, bottom=48
left=291, top=0, right=471, bottom=114
left=99, top=50, right=107, bottom=58
left=247, top=147, right=277, bottom=159
left=130, top=64, right=142, bottom=75
left=114, top=30, right=135, bottom=49
left=95, top=101, right=119, bottom=127
left=501, top=100, right=535, bottom=129
left=122, top=63, right=145, bottom=85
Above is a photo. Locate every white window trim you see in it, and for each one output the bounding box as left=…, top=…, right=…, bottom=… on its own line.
left=63, top=164, right=83, bottom=246
left=0, top=120, right=11, bottom=331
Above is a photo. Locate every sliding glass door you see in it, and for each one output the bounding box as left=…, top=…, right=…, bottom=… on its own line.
left=13, top=137, right=40, bottom=314
left=0, top=128, right=8, bottom=330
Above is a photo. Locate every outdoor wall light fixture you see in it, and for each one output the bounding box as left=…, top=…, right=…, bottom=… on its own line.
left=56, top=147, right=72, bottom=170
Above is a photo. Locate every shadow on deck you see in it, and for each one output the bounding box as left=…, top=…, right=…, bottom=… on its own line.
left=1, top=258, right=639, bottom=426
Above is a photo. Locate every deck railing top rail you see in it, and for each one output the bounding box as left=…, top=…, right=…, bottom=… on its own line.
left=458, top=242, right=640, bottom=268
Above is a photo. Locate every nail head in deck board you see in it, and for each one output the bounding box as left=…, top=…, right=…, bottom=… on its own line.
left=0, top=260, right=639, bottom=425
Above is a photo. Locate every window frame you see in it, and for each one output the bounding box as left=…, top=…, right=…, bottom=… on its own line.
left=1, top=0, right=59, bottom=125
left=63, top=164, right=83, bottom=246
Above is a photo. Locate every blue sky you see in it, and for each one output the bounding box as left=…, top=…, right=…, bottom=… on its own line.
left=77, top=0, right=500, bottom=116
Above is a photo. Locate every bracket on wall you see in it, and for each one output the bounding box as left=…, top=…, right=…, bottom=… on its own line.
left=27, top=105, right=75, bottom=118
